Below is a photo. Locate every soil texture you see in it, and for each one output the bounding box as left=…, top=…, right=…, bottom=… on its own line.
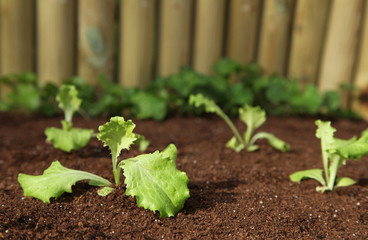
left=1, top=112, right=368, bottom=239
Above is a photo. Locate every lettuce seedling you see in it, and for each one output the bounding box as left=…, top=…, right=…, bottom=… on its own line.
left=44, top=84, right=93, bottom=152
left=18, top=116, right=190, bottom=217
left=189, top=94, right=289, bottom=152
left=290, top=120, right=368, bottom=192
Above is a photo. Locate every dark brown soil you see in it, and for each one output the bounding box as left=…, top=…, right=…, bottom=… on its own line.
left=1, top=112, right=368, bottom=239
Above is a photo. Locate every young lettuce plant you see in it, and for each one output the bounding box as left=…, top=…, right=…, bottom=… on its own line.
left=18, top=116, right=190, bottom=217
left=44, top=84, right=94, bottom=152
left=290, top=120, right=368, bottom=192
left=44, top=84, right=150, bottom=152
left=189, top=94, right=289, bottom=152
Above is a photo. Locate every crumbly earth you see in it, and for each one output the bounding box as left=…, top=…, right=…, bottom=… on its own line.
left=0, top=112, right=368, bottom=239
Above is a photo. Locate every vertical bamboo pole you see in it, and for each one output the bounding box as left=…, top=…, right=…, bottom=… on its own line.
left=257, top=0, right=295, bottom=75
left=158, top=0, right=193, bottom=77
left=37, top=0, right=76, bottom=85
left=288, top=0, right=330, bottom=87
left=192, top=0, right=226, bottom=74
left=226, top=0, right=261, bottom=65
left=318, top=0, right=364, bottom=107
left=352, top=2, right=368, bottom=118
left=78, top=0, right=115, bottom=85
left=0, top=0, right=34, bottom=75
left=119, top=0, right=156, bottom=88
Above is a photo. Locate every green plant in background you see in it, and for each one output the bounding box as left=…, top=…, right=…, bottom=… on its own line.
left=0, top=72, right=41, bottom=112
left=189, top=93, right=290, bottom=152
left=44, top=84, right=150, bottom=152
left=290, top=120, right=368, bottom=192
left=0, top=58, right=356, bottom=120
left=18, top=116, right=190, bottom=218
left=44, top=85, right=94, bottom=152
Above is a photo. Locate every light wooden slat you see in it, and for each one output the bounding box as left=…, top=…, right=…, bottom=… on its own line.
left=158, top=0, right=193, bottom=77
left=0, top=0, right=34, bottom=75
left=318, top=0, right=364, bottom=107
left=257, top=0, right=295, bottom=75
left=352, top=2, right=368, bottom=118
left=288, top=0, right=330, bottom=86
left=226, top=0, right=261, bottom=65
left=119, top=0, right=156, bottom=87
left=78, top=0, right=115, bottom=85
left=193, top=0, right=226, bottom=74
left=37, top=0, right=76, bottom=85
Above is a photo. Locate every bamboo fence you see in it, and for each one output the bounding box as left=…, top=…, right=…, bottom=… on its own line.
left=0, top=0, right=367, bottom=110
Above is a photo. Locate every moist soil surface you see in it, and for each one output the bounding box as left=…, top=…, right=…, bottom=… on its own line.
left=1, top=112, right=368, bottom=239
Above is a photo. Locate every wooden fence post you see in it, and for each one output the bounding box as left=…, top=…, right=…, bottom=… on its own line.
left=37, top=0, right=76, bottom=86
left=158, top=0, right=193, bottom=77
left=226, top=0, right=261, bottom=66
left=352, top=2, right=368, bottom=118
left=78, top=0, right=115, bottom=85
left=288, top=0, right=330, bottom=87
left=193, top=0, right=226, bottom=74
left=0, top=0, right=34, bottom=75
left=257, top=0, right=295, bottom=76
left=318, top=0, right=364, bottom=107
left=119, top=0, right=156, bottom=88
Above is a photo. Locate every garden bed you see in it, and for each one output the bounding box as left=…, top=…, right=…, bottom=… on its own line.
left=1, top=112, right=368, bottom=239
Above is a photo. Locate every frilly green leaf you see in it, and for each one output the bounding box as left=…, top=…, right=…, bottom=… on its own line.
left=120, top=144, right=190, bottom=218
left=315, top=120, right=336, bottom=153
left=45, top=127, right=93, bottom=152
left=189, top=93, right=222, bottom=114
left=239, top=105, right=266, bottom=131
left=56, top=85, right=81, bottom=123
left=18, top=161, right=111, bottom=203
left=97, top=116, right=136, bottom=158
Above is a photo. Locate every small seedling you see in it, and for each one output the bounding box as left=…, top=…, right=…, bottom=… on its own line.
left=18, top=116, right=190, bottom=217
left=44, top=84, right=150, bottom=152
left=290, top=120, right=368, bottom=192
left=189, top=94, right=289, bottom=152
left=44, top=84, right=94, bottom=152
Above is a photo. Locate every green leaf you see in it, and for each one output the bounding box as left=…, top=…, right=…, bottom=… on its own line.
left=97, top=116, right=137, bottom=185
left=134, top=133, right=150, bottom=152
left=120, top=144, right=190, bottom=218
left=131, top=91, right=167, bottom=121
left=315, top=120, right=336, bottom=152
left=97, top=116, right=136, bottom=159
left=290, top=169, right=326, bottom=186
left=335, top=177, right=356, bottom=188
left=213, top=58, right=245, bottom=78
left=97, top=186, right=115, bottom=196
left=239, top=105, right=266, bottom=144
left=18, top=161, right=111, bottom=203
left=56, top=85, right=81, bottom=122
left=8, top=83, right=40, bottom=111
left=226, top=136, right=246, bottom=152
left=45, top=127, right=94, bottom=152
left=290, top=84, right=323, bottom=114
left=239, top=105, right=266, bottom=131
left=251, top=132, right=290, bottom=152
left=335, top=136, right=368, bottom=159
left=189, top=93, right=222, bottom=115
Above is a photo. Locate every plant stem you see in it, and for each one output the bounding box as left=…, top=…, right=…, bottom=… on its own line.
left=218, top=110, right=245, bottom=146
left=320, top=138, right=330, bottom=185
left=327, top=154, right=342, bottom=191
left=111, top=149, right=120, bottom=185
